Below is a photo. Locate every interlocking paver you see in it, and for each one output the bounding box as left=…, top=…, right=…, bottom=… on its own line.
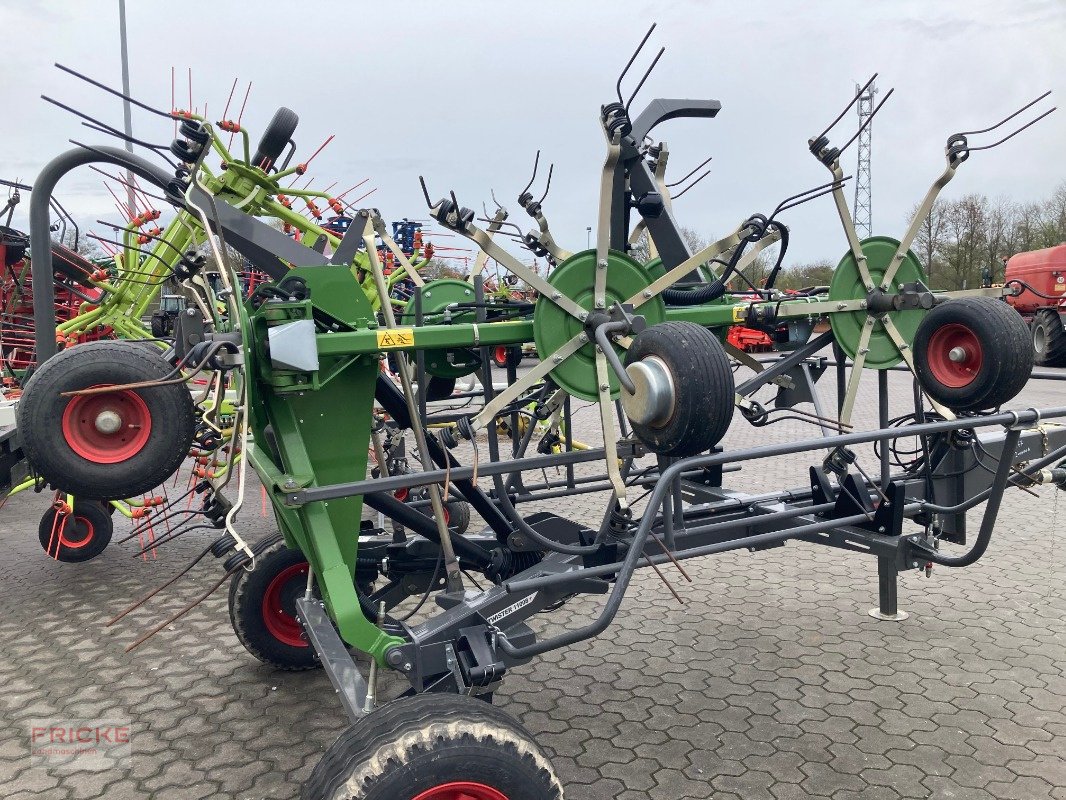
left=0, top=362, right=1063, bottom=799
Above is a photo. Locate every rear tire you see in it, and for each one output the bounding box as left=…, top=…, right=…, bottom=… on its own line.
left=302, top=693, right=563, bottom=800
left=1031, top=308, right=1066, bottom=367
left=913, top=297, right=1033, bottom=411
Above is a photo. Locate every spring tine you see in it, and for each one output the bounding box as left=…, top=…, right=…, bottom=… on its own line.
left=220, top=76, right=238, bottom=121
left=960, top=90, right=1052, bottom=136
left=670, top=170, right=710, bottom=200
left=625, top=46, right=665, bottom=115
left=617, top=23, right=657, bottom=104
left=418, top=176, right=433, bottom=207
left=538, top=163, right=554, bottom=205
left=968, top=106, right=1056, bottom=152
left=814, top=73, right=878, bottom=141
left=770, top=176, right=852, bottom=220
left=774, top=179, right=851, bottom=217
left=519, top=151, right=540, bottom=198
left=665, top=154, right=712, bottom=188
left=838, top=88, right=895, bottom=155
left=490, top=188, right=504, bottom=211
left=55, top=62, right=177, bottom=120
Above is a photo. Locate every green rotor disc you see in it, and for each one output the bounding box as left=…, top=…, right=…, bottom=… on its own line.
left=400, top=279, right=480, bottom=379
left=533, top=249, right=665, bottom=401
left=828, top=236, right=927, bottom=369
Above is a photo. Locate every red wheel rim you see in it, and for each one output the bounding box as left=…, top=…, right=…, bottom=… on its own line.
left=61, top=385, right=152, bottom=464
left=58, top=515, right=95, bottom=550
left=494, top=346, right=507, bottom=364
left=261, top=562, right=310, bottom=648
left=926, top=323, right=983, bottom=388
left=412, top=782, right=509, bottom=800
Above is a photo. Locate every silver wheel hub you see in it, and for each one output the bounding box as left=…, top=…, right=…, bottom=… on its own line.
left=947, top=346, right=968, bottom=363
left=620, top=356, right=675, bottom=427
left=94, top=409, right=123, bottom=435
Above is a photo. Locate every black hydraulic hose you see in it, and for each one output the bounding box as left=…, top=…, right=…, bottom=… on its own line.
left=912, top=428, right=1021, bottom=567
left=661, top=237, right=747, bottom=306
left=29, top=145, right=179, bottom=363
left=762, top=222, right=789, bottom=290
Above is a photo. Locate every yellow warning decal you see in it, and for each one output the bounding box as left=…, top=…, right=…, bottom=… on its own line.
left=732, top=306, right=745, bottom=323
left=376, top=328, right=415, bottom=349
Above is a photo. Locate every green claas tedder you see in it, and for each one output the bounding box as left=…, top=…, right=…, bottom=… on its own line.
left=15, top=28, right=1066, bottom=800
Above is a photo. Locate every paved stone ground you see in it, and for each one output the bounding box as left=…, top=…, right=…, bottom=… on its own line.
left=1, top=360, right=1064, bottom=799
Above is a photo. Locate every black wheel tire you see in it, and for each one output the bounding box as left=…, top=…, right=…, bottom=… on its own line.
left=913, top=297, right=1033, bottom=412
left=492, top=345, right=522, bottom=369
left=302, top=693, right=563, bottom=800
left=446, top=499, right=471, bottom=534
left=228, top=540, right=320, bottom=671
left=623, top=321, right=735, bottom=457
left=38, top=500, right=112, bottom=563
left=251, top=107, right=299, bottom=171
left=150, top=313, right=168, bottom=338
left=16, top=341, right=196, bottom=500
left=1031, top=309, right=1066, bottom=367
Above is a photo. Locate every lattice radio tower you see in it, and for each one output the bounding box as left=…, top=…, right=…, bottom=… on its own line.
left=852, top=79, right=877, bottom=238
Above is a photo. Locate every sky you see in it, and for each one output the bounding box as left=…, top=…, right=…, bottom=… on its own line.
left=0, top=0, right=1063, bottom=270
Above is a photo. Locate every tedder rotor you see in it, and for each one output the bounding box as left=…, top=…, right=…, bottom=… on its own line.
left=15, top=26, right=1066, bottom=800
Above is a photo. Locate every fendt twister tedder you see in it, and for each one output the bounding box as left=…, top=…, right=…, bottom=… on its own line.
left=15, top=27, right=1066, bottom=800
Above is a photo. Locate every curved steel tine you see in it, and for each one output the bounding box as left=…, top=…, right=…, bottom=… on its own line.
left=418, top=176, right=433, bottom=208
left=625, top=47, right=665, bottom=115
left=838, top=88, right=895, bottom=155
left=769, top=176, right=851, bottom=220
left=665, top=154, right=712, bottom=188
left=968, top=106, right=1056, bottom=152
left=960, top=90, right=1052, bottom=136
left=519, top=151, right=540, bottom=198
left=670, top=170, right=710, bottom=200
left=538, top=164, right=554, bottom=205
left=55, top=62, right=178, bottom=120
left=490, top=189, right=504, bottom=211
left=616, top=23, right=657, bottom=104
left=814, top=73, right=877, bottom=141
left=774, top=179, right=852, bottom=217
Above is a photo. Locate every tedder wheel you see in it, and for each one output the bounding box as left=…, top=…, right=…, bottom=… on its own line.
left=228, top=540, right=319, bottom=671
left=251, top=107, right=299, bottom=171
left=302, top=693, right=563, bottom=800
left=491, top=345, right=522, bottom=369
left=445, top=500, right=471, bottom=534
left=913, top=297, right=1033, bottom=412
left=621, top=321, right=734, bottom=457
left=16, top=341, right=196, bottom=501
left=38, top=500, right=113, bottom=562
left=1031, top=308, right=1066, bottom=367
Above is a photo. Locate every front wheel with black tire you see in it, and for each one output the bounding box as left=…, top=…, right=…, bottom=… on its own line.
left=38, top=499, right=113, bottom=562
left=16, top=340, right=196, bottom=500
left=302, top=693, right=563, bottom=800
left=621, top=321, right=735, bottom=457
left=228, top=540, right=319, bottom=671
left=913, top=297, right=1033, bottom=412
left=1030, top=308, right=1066, bottom=367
